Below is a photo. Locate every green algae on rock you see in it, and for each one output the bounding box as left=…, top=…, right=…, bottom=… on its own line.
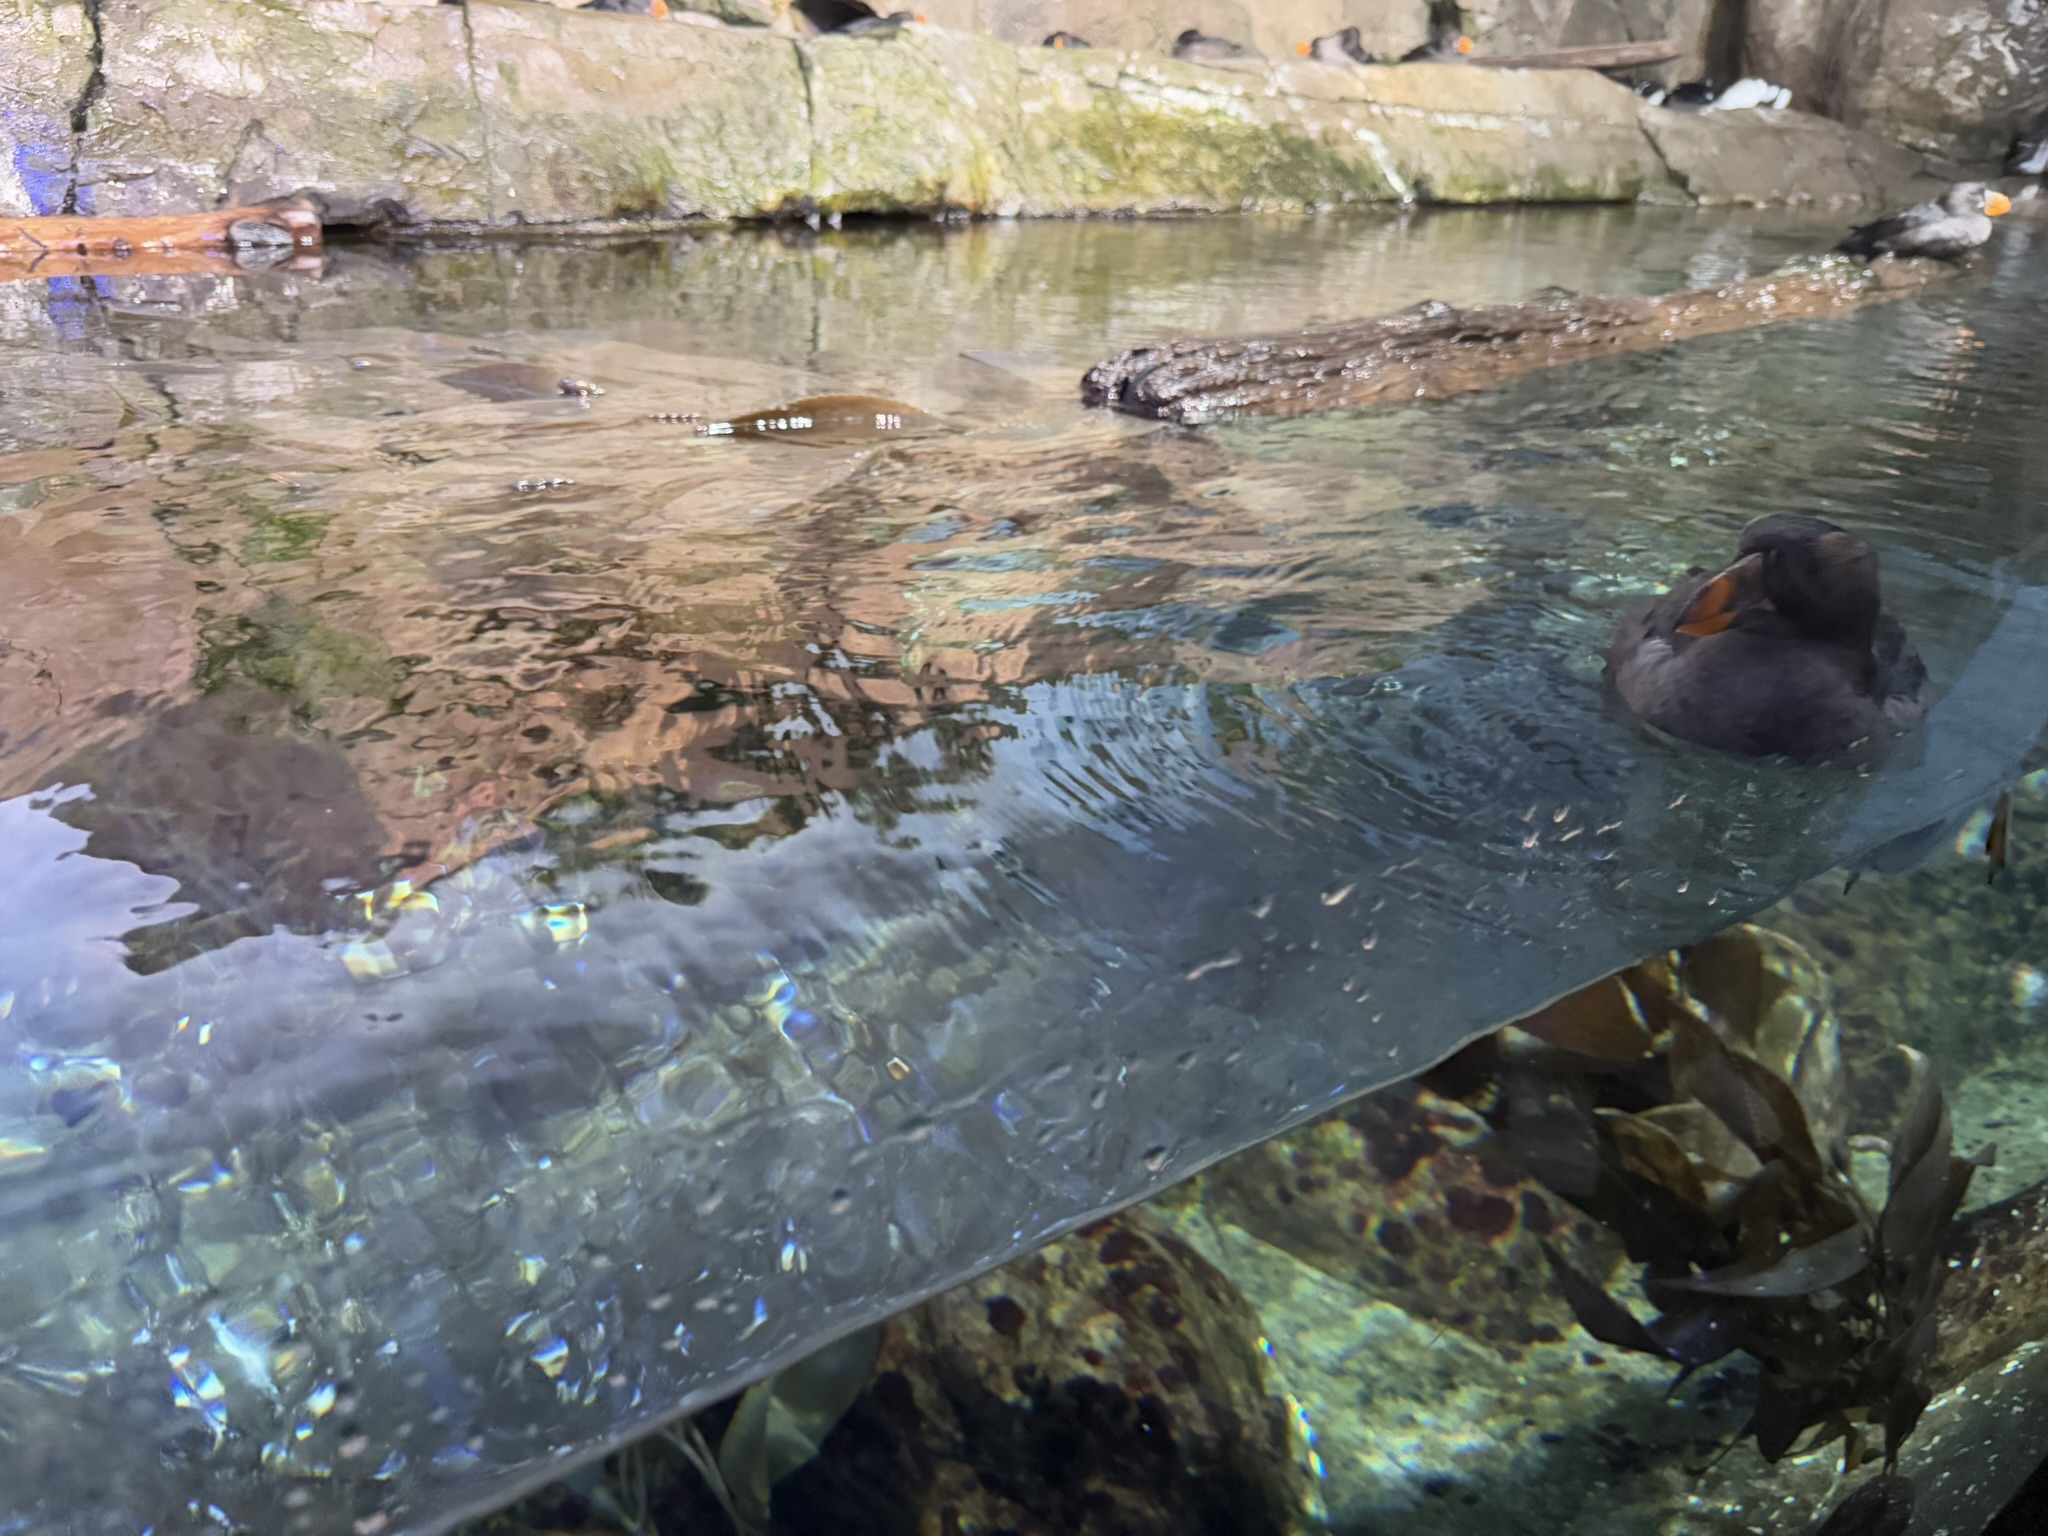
left=3, top=0, right=1939, bottom=227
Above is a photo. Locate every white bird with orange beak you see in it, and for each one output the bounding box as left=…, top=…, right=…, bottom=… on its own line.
left=1837, top=182, right=2013, bottom=262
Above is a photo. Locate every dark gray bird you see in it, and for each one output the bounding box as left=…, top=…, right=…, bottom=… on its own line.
left=1607, top=514, right=1930, bottom=764
left=1042, top=30, right=1090, bottom=48
left=1837, top=181, right=2012, bottom=261
left=1172, top=28, right=1252, bottom=62
left=1399, top=30, right=1472, bottom=60
left=578, top=0, right=668, bottom=14
left=1401, top=6, right=1473, bottom=61
left=839, top=9, right=916, bottom=33
left=2008, top=105, right=2048, bottom=174
left=1297, top=26, right=1375, bottom=64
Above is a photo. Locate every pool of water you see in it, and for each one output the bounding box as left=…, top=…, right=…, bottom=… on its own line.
left=3, top=205, right=2047, bottom=1535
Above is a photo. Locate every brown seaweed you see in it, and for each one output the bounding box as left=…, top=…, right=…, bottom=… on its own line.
left=1474, top=927, right=1983, bottom=1468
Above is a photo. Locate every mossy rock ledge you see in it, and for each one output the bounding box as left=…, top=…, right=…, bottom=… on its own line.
left=2, top=0, right=1934, bottom=227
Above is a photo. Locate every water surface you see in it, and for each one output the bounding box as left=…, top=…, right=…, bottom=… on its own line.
left=2, top=207, right=2045, bottom=1533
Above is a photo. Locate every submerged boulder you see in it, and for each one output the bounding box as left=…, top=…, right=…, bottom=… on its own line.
left=1195, top=1081, right=1618, bottom=1354
left=772, top=1208, right=1311, bottom=1535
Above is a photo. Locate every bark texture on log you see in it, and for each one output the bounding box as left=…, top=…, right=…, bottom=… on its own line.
left=1474, top=40, right=1682, bottom=69
left=1081, top=256, right=1954, bottom=425
left=0, top=197, right=322, bottom=282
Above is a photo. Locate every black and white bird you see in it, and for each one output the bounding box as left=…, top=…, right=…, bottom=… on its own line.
left=1042, top=30, right=1091, bottom=48
left=2008, top=106, right=2048, bottom=175
left=1837, top=182, right=2012, bottom=262
left=1297, top=26, right=1375, bottom=64
left=1172, top=28, right=1252, bottom=62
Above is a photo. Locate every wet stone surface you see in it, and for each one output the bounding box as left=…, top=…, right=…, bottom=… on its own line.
left=1193, top=1080, right=1619, bottom=1354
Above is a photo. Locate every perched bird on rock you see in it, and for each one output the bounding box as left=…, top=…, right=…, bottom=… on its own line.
left=2008, top=106, right=2048, bottom=175
left=1043, top=30, right=1091, bottom=48
left=1297, top=26, right=1375, bottom=64
left=1607, top=514, right=1929, bottom=764
left=1658, top=79, right=1717, bottom=107
left=838, top=8, right=919, bottom=33
left=1172, top=28, right=1253, bottom=62
left=783, top=0, right=916, bottom=33
left=1703, top=76, right=1791, bottom=111
left=1837, top=182, right=2011, bottom=262
left=1399, top=29, right=1472, bottom=61
left=1402, top=0, right=1473, bottom=59
left=578, top=0, right=669, bottom=13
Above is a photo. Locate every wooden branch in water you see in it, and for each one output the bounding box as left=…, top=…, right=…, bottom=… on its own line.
left=1081, top=257, right=1954, bottom=425
left=0, top=197, right=323, bottom=283
left=1473, top=40, right=1681, bottom=70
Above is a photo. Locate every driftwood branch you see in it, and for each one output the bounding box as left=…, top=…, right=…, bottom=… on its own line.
left=1474, top=40, right=1681, bottom=70
left=1081, top=257, right=1953, bottom=425
left=0, top=196, right=323, bottom=283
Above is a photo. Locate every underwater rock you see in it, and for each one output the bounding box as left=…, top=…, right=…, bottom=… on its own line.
left=769, top=1208, right=1311, bottom=1536
left=1197, top=1079, right=1620, bottom=1353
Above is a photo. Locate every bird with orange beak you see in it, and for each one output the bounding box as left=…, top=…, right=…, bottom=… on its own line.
left=1297, top=26, right=1375, bottom=63
left=1837, top=182, right=2013, bottom=262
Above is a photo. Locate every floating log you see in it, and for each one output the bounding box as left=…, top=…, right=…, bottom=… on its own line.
left=1472, top=40, right=1681, bottom=71
left=1081, top=256, right=1953, bottom=425
left=0, top=196, right=322, bottom=283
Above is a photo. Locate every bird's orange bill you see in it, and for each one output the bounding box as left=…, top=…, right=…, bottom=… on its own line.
left=1456, top=35, right=1474, bottom=53
left=1295, top=39, right=1311, bottom=53
left=1674, top=552, right=1765, bottom=637
left=1988, top=191, right=2014, bottom=218
left=1987, top=789, right=2013, bottom=883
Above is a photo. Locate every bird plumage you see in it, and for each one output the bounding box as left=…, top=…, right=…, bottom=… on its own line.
left=1608, top=515, right=1929, bottom=764
left=1837, top=182, right=2011, bottom=262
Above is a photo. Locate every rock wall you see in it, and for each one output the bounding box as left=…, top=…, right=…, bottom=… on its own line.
left=1747, top=0, right=2048, bottom=160
left=0, top=0, right=1928, bottom=227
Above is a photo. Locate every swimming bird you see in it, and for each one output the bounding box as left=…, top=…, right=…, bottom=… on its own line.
left=1298, top=27, right=1375, bottom=64
left=1837, top=182, right=2012, bottom=262
left=1043, top=30, right=1090, bottom=48
left=1172, top=28, right=1252, bottom=62
left=1607, top=514, right=1929, bottom=764
left=2011, top=107, right=2048, bottom=175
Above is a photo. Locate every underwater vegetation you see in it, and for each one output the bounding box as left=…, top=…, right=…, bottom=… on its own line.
left=1430, top=926, right=1984, bottom=1470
